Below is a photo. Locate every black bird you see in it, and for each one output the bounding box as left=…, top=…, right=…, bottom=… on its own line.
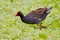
left=15, top=7, right=52, bottom=29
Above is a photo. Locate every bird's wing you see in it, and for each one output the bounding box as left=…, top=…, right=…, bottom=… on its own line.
left=26, top=8, right=47, bottom=18
left=26, top=7, right=52, bottom=19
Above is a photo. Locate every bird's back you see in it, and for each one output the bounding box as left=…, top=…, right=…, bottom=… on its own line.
left=26, top=7, right=52, bottom=19
left=23, top=7, right=52, bottom=24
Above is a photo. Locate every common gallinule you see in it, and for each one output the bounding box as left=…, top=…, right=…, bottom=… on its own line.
left=15, top=7, right=52, bottom=29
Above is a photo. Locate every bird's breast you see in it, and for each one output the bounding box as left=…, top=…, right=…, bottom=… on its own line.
left=21, top=17, right=41, bottom=24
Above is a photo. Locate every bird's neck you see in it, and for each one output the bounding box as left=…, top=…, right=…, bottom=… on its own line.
left=20, top=16, right=24, bottom=23
left=20, top=15, right=26, bottom=23
left=19, top=13, right=24, bottom=19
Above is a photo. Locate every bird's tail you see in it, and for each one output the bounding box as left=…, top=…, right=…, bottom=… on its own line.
left=46, top=7, right=53, bottom=13
left=48, top=7, right=53, bottom=10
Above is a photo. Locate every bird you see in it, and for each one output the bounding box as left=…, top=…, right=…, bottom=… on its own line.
left=15, top=7, right=52, bottom=29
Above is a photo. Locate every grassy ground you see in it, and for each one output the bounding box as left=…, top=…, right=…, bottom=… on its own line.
left=0, top=0, right=60, bottom=40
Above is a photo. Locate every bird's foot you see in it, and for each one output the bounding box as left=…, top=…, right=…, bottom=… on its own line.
left=40, top=26, right=47, bottom=30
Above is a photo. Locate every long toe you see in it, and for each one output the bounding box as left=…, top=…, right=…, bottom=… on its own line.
left=40, top=26, right=47, bottom=30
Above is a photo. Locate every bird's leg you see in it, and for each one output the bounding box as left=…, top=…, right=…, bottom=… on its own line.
left=40, top=23, right=47, bottom=29
left=37, top=23, right=47, bottom=29
left=36, top=23, right=42, bottom=29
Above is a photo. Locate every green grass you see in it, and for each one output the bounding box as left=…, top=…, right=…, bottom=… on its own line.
left=0, top=0, right=60, bottom=40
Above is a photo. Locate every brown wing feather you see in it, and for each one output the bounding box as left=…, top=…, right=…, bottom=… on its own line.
left=29, top=7, right=47, bottom=18
left=26, top=7, right=52, bottom=19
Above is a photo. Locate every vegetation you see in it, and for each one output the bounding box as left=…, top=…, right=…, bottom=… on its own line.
left=0, top=0, right=60, bottom=40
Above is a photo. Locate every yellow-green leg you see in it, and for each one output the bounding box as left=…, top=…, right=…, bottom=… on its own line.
left=36, top=23, right=42, bottom=29
left=37, top=23, right=47, bottom=29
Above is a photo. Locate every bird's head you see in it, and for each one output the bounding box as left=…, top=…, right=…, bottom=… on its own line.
left=15, top=12, right=23, bottom=16
left=15, top=12, right=24, bottom=19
